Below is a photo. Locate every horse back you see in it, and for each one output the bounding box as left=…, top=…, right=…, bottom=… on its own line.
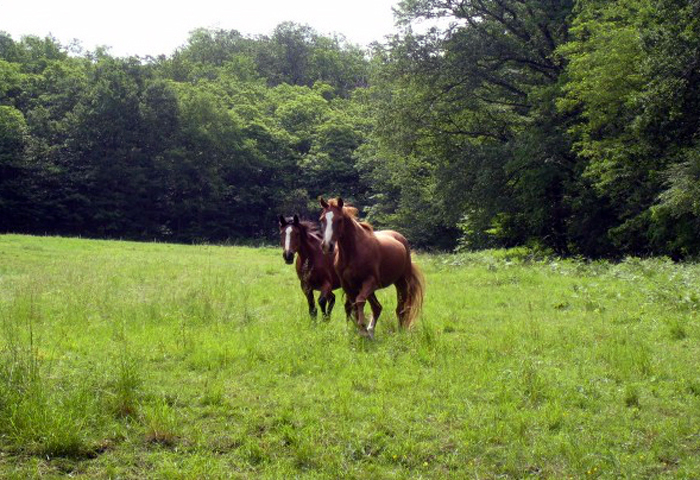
left=374, top=230, right=412, bottom=287
left=376, top=230, right=410, bottom=251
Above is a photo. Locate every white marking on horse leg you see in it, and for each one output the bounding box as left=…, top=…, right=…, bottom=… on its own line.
left=323, top=211, right=334, bottom=244
left=284, top=226, right=292, bottom=252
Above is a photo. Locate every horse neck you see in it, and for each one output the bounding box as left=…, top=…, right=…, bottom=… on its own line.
left=298, top=231, right=321, bottom=262
left=337, top=217, right=370, bottom=261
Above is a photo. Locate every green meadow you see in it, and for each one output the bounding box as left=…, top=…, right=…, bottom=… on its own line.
left=1, top=234, right=699, bottom=478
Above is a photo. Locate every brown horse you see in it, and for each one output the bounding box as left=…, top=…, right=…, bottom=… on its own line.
left=279, top=214, right=342, bottom=320
left=318, top=197, right=425, bottom=338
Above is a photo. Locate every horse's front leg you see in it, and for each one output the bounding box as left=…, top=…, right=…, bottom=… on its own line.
left=367, top=293, right=383, bottom=334
left=354, top=280, right=378, bottom=338
left=318, top=283, right=336, bottom=321
left=318, top=288, right=335, bottom=321
left=327, top=291, right=336, bottom=317
left=302, top=284, right=317, bottom=318
left=344, top=296, right=354, bottom=322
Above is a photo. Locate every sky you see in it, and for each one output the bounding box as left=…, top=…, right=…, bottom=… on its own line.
left=1, top=0, right=404, bottom=57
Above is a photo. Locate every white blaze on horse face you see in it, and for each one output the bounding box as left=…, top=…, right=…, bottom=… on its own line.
left=323, top=211, right=334, bottom=245
left=284, top=226, right=292, bottom=252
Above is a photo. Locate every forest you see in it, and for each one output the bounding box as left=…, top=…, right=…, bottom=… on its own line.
left=1, top=0, right=700, bottom=258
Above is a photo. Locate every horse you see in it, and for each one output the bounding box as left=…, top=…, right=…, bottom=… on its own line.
left=278, top=214, right=342, bottom=320
left=318, top=197, right=425, bottom=338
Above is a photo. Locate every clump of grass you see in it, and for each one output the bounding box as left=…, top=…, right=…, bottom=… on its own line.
left=624, top=385, right=641, bottom=408
left=143, top=398, right=180, bottom=447
left=687, top=380, right=700, bottom=397
left=27, top=399, right=89, bottom=457
left=519, top=361, right=550, bottom=405
left=0, top=344, right=91, bottom=457
left=241, top=438, right=269, bottom=466
left=0, top=289, right=96, bottom=458
left=200, top=382, right=225, bottom=407
left=106, top=347, right=142, bottom=418
left=668, top=318, right=688, bottom=340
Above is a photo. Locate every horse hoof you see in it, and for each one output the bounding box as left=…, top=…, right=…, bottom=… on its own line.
left=359, top=328, right=374, bottom=339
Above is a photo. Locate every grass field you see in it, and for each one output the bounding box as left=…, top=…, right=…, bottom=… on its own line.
left=1, top=234, right=699, bottom=478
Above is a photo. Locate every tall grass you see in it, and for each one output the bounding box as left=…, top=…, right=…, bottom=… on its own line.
left=0, top=283, right=91, bottom=458
left=1, top=235, right=699, bottom=477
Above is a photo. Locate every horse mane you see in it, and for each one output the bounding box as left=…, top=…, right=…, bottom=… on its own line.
left=298, top=220, right=322, bottom=242
left=328, top=198, right=374, bottom=232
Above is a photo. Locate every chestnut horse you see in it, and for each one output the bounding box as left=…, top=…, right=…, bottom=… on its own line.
left=319, top=198, right=425, bottom=338
left=279, top=214, right=341, bottom=320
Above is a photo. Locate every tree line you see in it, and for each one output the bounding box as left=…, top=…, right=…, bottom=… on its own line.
left=2, top=1, right=700, bottom=257
left=0, top=24, right=371, bottom=242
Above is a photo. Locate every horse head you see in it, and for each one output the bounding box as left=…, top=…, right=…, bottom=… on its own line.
left=319, top=197, right=346, bottom=255
left=278, top=214, right=301, bottom=264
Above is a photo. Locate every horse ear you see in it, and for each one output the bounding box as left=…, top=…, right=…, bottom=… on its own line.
left=337, top=197, right=344, bottom=209
left=319, top=196, right=329, bottom=208
left=278, top=215, right=287, bottom=226
left=293, top=214, right=300, bottom=225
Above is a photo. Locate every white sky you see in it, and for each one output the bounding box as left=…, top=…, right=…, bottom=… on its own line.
left=1, top=0, right=403, bottom=57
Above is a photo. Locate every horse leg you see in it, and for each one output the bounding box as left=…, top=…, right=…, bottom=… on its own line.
left=319, top=294, right=327, bottom=317
left=354, top=280, right=378, bottom=338
left=367, top=293, right=383, bottom=336
left=303, top=286, right=317, bottom=319
left=395, top=278, right=409, bottom=328
left=324, top=289, right=336, bottom=320
left=319, top=284, right=335, bottom=321
left=344, top=295, right=355, bottom=322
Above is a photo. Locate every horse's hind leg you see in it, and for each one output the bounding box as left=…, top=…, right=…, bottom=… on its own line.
left=395, top=279, right=410, bottom=328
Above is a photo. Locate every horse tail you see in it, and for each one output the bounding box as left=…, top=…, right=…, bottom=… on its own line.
left=399, top=259, right=425, bottom=329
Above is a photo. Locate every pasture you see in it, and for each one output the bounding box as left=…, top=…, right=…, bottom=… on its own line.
left=1, top=234, right=699, bottom=478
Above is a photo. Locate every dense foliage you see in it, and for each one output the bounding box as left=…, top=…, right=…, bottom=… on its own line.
left=0, top=25, right=371, bottom=242
left=2, top=1, right=700, bottom=256
left=369, top=0, right=700, bottom=257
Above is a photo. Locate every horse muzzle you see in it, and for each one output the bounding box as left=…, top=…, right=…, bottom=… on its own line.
left=321, top=241, right=335, bottom=255
left=283, top=251, right=295, bottom=264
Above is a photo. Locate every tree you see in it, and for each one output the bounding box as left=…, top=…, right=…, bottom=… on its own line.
left=0, top=105, right=32, bottom=230
left=364, top=0, right=577, bottom=250
left=561, top=0, right=700, bottom=257
left=0, top=26, right=370, bottom=244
